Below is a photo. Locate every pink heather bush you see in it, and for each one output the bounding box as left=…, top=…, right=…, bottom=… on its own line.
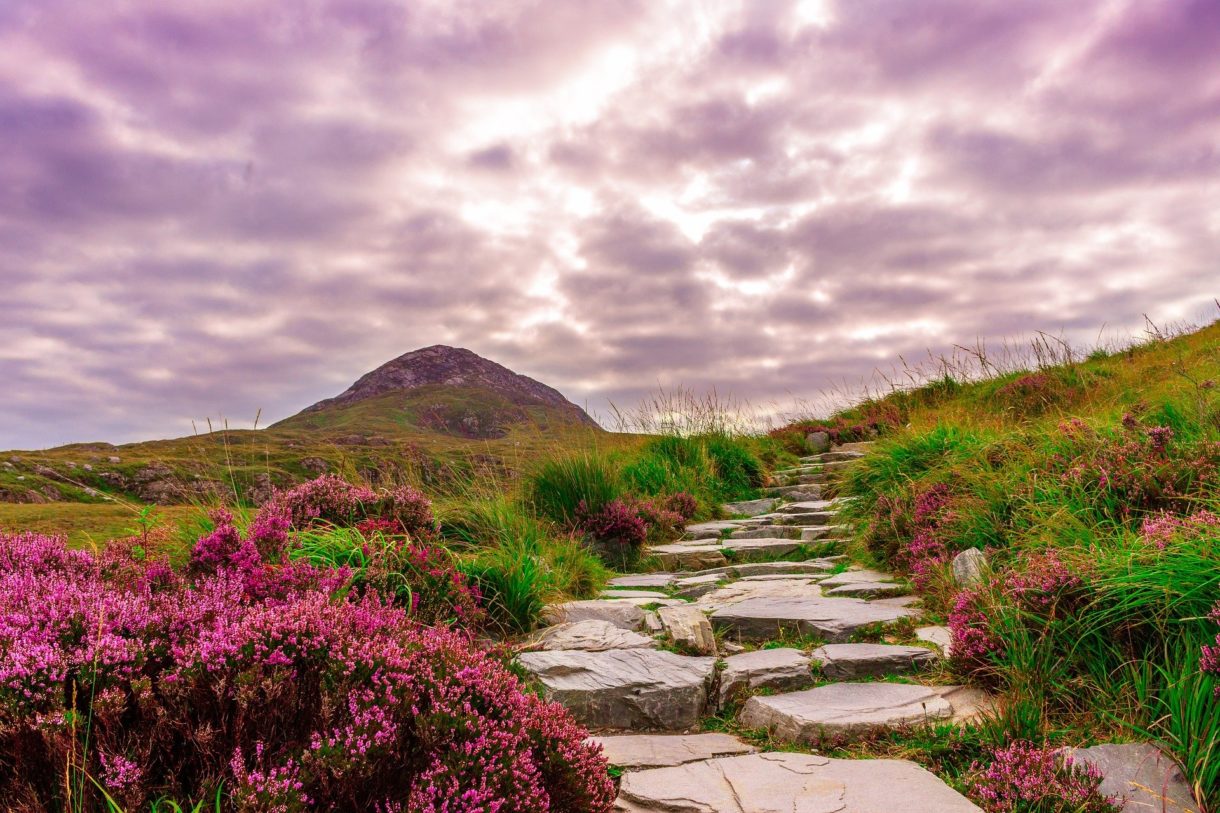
left=576, top=498, right=648, bottom=569
left=0, top=532, right=613, bottom=812
left=260, top=475, right=437, bottom=538
left=948, top=587, right=1004, bottom=669
left=965, top=741, right=1122, bottom=813
left=1141, top=509, right=1220, bottom=550
left=1005, top=551, right=1088, bottom=615
left=663, top=491, right=699, bottom=521
left=1202, top=603, right=1220, bottom=696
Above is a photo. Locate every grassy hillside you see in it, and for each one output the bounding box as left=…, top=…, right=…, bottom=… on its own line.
left=777, top=319, right=1220, bottom=806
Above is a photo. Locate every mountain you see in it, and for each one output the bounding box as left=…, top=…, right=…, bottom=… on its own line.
left=273, top=345, right=599, bottom=439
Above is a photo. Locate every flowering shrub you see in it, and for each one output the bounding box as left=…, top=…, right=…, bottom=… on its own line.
left=633, top=497, right=686, bottom=542
left=1202, top=603, right=1220, bottom=696
left=0, top=533, right=613, bottom=812
left=664, top=491, right=699, bottom=521
left=948, top=586, right=1005, bottom=669
left=260, top=475, right=437, bottom=538
left=993, top=372, right=1077, bottom=416
left=1141, top=509, right=1220, bottom=550
left=965, top=741, right=1122, bottom=813
left=1005, top=551, right=1088, bottom=616
left=575, top=498, right=648, bottom=569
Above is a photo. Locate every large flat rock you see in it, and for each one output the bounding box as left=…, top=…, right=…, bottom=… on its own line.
left=609, top=573, right=677, bottom=589
left=592, top=733, right=756, bottom=770
left=720, top=537, right=804, bottom=560
left=711, top=595, right=916, bottom=641
left=517, top=649, right=715, bottom=731
left=524, top=620, right=658, bottom=652
left=739, top=683, right=982, bottom=741
left=650, top=544, right=729, bottom=571
left=718, top=647, right=813, bottom=706
left=729, top=525, right=803, bottom=539
left=541, top=600, right=647, bottom=630
left=698, top=578, right=824, bottom=612
left=614, top=752, right=983, bottom=812
left=723, top=498, right=778, bottom=517
left=1062, top=743, right=1200, bottom=813
left=777, top=500, right=836, bottom=514
left=811, top=643, right=938, bottom=678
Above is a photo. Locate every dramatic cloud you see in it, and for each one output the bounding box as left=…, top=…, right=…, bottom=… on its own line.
left=1, top=0, right=1217, bottom=448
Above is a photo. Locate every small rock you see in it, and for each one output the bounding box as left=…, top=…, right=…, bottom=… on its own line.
left=82, top=463, right=93, bottom=471
left=107, top=456, right=121, bottom=463
left=805, top=431, right=832, bottom=453
left=718, top=648, right=812, bottom=706
left=523, top=620, right=657, bottom=652
left=541, top=600, right=647, bottom=630
left=916, top=625, right=954, bottom=657
left=658, top=605, right=716, bottom=655
left=952, top=548, right=988, bottom=587
left=591, top=733, right=755, bottom=770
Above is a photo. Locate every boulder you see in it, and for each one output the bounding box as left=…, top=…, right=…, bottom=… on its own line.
left=614, top=753, right=983, bottom=812
left=516, top=649, right=715, bottom=731
left=718, top=648, right=812, bottom=706
left=658, top=605, right=716, bottom=655
left=805, top=431, right=832, bottom=453
left=524, top=620, right=658, bottom=652
left=811, top=643, right=939, bottom=678
left=952, top=548, right=988, bottom=587
left=1061, top=743, right=1200, bottom=813
left=591, top=733, right=755, bottom=770
left=541, top=600, right=646, bottom=630
left=739, top=683, right=984, bottom=741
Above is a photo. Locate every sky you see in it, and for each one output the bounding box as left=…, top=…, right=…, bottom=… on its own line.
left=2, top=0, right=1218, bottom=449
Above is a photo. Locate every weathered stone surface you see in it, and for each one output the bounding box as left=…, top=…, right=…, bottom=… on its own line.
left=614, top=597, right=689, bottom=608
left=600, top=589, right=671, bottom=600
left=614, top=752, right=983, bottom=812
left=591, top=733, right=756, bottom=770
left=952, top=548, right=988, bottom=587
left=817, top=450, right=866, bottom=463
left=801, top=525, right=849, bottom=542
left=712, top=596, right=915, bottom=641
left=650, top=544, right=729, bottom=571
left=777, top=500, right=836, bottom=514
left=723, top=498, right=777, bottom=517
left=1062, top=743, right=1199, bottom=813
left=524, top=620, right=658, bottom=652
left=834, top=441, right=876, bottom=453
left=764, top=484, right=824, bottom=500
left=720, top=538, right=803, bottom=560
left=773, top=511, right=837, bottom=526
left=517, top=649, right=715, bottom=731
left=658, top=605, right=716, bottom=655
left=673, top=573, right=727, bottom=599
left=811, top=643, right=938, bottom=678
left=729, top=525, right=802, bottom=539
left=739, top=683, right=979, bottom=740
left=609, top=574, right=677, bottom=589
left=817, top=569, right=895, bottom=588
left=686, top=560, right=835, bottom=580
left=684, top=521, right=742, bottom=536
left=698, top=579, right=823, bottom=612
left=718, top=648, right=813, bottom=705
left=916, top=625, right=953, bottom=657
left=806, top=430, right=832, bottom=453
left=872, top=594, right=923, bottom=608
left=824, top=581, right=908, bottom=599
left=541, top=600, right=647, bottom=630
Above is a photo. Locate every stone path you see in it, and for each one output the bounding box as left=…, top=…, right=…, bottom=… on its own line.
left=518, top=444, right=987, bottom=811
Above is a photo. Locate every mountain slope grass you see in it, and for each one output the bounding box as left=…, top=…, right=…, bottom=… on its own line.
left=796, top=319, right=1220, bottom=808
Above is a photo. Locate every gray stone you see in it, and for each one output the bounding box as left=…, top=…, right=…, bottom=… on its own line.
left=658, top=605, right=717, bottom=655
left=720, top=538, right=803, bottom=560
left=834, top=441, right=876, bottom=452
left=684, top=520, right=742, bottom=535
left=711, top=596, right=916, bottom=642
left=817, top=569, right=895, bottom=588
left=1062, top=743, right=1199, bottom=813
left=541, top=600, right=647, bottom=630
left=690, top=560, right=836, bottom=579
left=916, top=625, right=953, bottom=657
left=723, top=498, right=777, bottom=517
left=773, top=511, right=838, bottom=526
left=806, top=431, right=832, bottom=453
left=777, top=500, right=836, bottom=514
left=816, top=451, right=866, bottom=463
left=591, top=733, right=756, bottom=770
left=609, top=574, right=677, bottom=589
left=524, top=620, right=658, bottom=652
left=739, top=683, right=983, bottom=741
left=764, top=484, right=824, bottom=500
left=600, top=589, right=671, bottom=600
left=718, top=648, right=813, bottom=705
left=673, top=573, right=727, bottom=599
left=952, top=548, right=988, bottom=587
left=801, top=525, right=849, bottom=542
left=729, top=525, right=802, bottom=539
left=824, top=581, right=908, bottom=599
left=872, top=594, right=923, bottom=608
left=650, top=544, right=729, bottom=571
left=811, top=643, right=939, bottom=678
left=517, top=649, right=716, bottom=731
left=614, top=752, right=983, bottom=812
left=698, top=578, right=823, bottom=612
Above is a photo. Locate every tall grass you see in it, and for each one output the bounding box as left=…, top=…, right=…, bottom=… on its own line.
left=525, top=453, right=621, bottom=526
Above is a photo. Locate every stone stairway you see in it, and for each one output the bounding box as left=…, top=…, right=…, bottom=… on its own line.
left=517, top=444, right=984, bottom=812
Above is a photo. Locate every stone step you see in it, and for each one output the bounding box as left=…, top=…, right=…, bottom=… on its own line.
left=517, top=648, right=716, bottom=731
left=687, top=560, right=839, bottom=580
left=608, top=573, right=677, bottom=589
left=591, top=733, right=756, bottom=771
left=762, top=483, right=822, bottom=500
left=717, top=647, right=813, bottom=706
left=720, top=537, right=808, bottom=561
left=834, top=441, right=876, bottom=453
left=768, top=510, right=838, bottom=526
left=524, top=620, right=658, bottom=652
left=815, top=450, right=866, bottom=463
left=727, top=525, right=803, bottom=540
left=649, top=544, right=729, bottom=571
left=542, top=600, right=648, bottom=630
left=721, top=498, right=778, bottom=517
left=672, top=572, right=729, bottom=599
left=682, top=520, right=743, bottom=538
left=775, top=499, right=836, bottom=514
left=600, top=589, right=671, bottom=600
left=738, top=682, right=986, bottom=742
left=801, top=525, right=849, bottom=542
left=810, top=643, right=939, bottom=678
left=824, top=581, right=908, bottom=599
left=613, top=753, right=983, bottom=812
left=710, top=595, right=917, bottom=642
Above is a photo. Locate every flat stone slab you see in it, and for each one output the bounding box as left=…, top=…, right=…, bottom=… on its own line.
left=764, top=484, right=823, bottom=500
left=608, top=574, right=677, bottom=589
left=817, top=451, right=866, bottom=462
left=592, top=733, right=756, bottom=770
left=542, top=600, right=646, bottom=630
left=720, top=538, right=804, bottom=560
left=658, top=605, right=716, bottom=655
left=811, top=643, right=939, bottom=678
left=673, top=572, right=727, bottom=599
left=718, top=647, right=813, bottom=705
left=600, top=589, right=671, bottom=599
left=825, top=581, right=908, bottom=599
left=729, top=525, right=802, bottom=539
left=1062, top=743, right=1200, bottom=813
left=817, top=569, right=895, bottom=587
left=777, top=500, right=836, bottom=514
left=772, top=511, right=838, bottom=526
left=614, top=752, right=983, bottom=812
left=524, top=620, right=658, bottom=652
left=739, top=683, right=983, bottom=741
left=723, top=498, right=777, bottom=517
left=684, top=521, right=742, bottom=535
left=916, top=625, right=953, bottom=657
left=698, top=579, right=823, bottom=611
left=711, top=595, right=916, bottom=641
left=801, top=525, right=849, bottom=542
left=517, top=649, right=715, bottom=731
left=650, top=544, right=729, bottom=571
